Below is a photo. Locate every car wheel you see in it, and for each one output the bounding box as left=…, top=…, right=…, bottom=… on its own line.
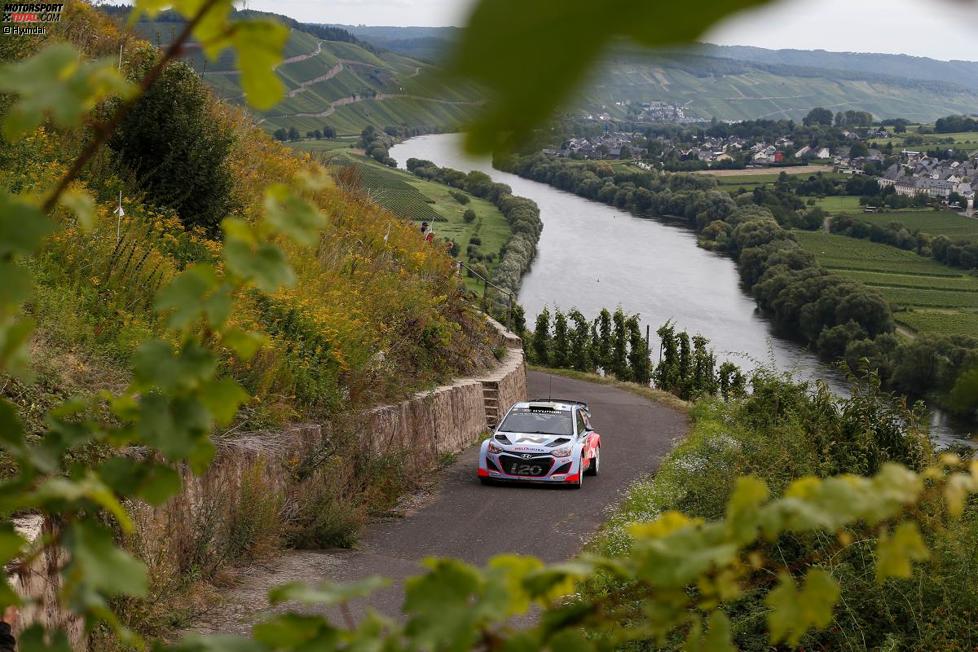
left=587, top=447, right=600, bottom=477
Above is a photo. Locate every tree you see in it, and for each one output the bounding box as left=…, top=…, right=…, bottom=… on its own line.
left=323, top=125, right=336, bottom=139
left=611, top=308, right=629, bottom=380
left=463, top=208, right=477, bottom=223
left=569, top=309, right=592, bottom=371
left=532, top=308, right=551, bottom=365
left=849, top=142, right=869, bottom=159
left=595, top=308, right=612, bottom=370
left=626, top=316, right=650, bottom=385
left=109, top=60, right=235, bottom=235
left=803, top=107, right=834, bottom=127
left=287, top=126, right=300, bottom=141
left=552, top=309, right=569, bottom=368
left=273, top=128, right=288, bottom=141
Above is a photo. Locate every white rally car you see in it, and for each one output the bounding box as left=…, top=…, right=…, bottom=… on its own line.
left=477, top=399, right=601, bottom=488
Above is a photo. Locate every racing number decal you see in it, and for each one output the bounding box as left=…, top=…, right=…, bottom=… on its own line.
left=513, top=463, right=543, bottom=475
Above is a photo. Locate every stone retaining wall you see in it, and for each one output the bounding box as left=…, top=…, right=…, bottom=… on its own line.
left=8, top=324, right=527, bottom=649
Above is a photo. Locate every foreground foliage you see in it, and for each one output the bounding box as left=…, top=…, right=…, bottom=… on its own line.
left=2, top=1, right=978, bottom=652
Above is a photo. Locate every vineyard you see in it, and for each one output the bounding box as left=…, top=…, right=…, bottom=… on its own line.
left=794, top=230, right=978, bottom=337
left=857, top=210, right=978, bottom=242
left=343, top=159, right=446, bottom=223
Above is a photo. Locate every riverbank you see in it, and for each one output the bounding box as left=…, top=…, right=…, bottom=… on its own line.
left=389, top=134, right=976, bottom=443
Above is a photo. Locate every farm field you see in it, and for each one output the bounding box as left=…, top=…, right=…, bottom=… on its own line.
left=325, top=155, right=512, bottom=291
left=696, top=164, right=833, bottom=178
left=869, top=129, right=978, bottom=152
left=854, top=210, right=978, bottom=242
left=814, top=195, right=862, bottom=213
left=794, top=230, right=978, bottom=338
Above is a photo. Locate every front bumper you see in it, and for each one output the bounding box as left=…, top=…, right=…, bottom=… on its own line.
left=478, top=450, right=581, bottom=484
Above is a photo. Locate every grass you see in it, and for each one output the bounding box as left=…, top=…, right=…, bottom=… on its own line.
left=868, top=129, right=978, bottom=153
left=794, top=230, right=978, bottom=337
left=528, top=365, right=690, bottom=413
left=813, top=195, right=863, bottom=213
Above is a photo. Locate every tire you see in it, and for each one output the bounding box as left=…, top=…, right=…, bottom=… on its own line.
left=586, top=447, right=600, bottom=477
left=479, top=477, right=493, bottom=486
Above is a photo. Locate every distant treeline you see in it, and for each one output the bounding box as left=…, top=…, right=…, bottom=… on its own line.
left=935, top=115, right=978, bottom=134
left=830, top=215, right=978, bottom=272
left=405, top=158, right=543, bottom=295
left=496, top=153, right=978, bottom=409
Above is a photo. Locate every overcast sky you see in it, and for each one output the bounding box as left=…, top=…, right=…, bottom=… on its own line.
left=239, top=0, right=978, bottom=61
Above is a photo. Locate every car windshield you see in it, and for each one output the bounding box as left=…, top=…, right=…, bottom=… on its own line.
left=498, top=408, right=574, bottom=436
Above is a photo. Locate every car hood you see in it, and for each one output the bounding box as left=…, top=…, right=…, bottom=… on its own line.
left=495, top=432, right=572, bottom=450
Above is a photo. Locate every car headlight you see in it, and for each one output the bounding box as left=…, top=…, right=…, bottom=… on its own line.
left=487, top=442, right=503, bottom=454
left=552, top=446, right=572, bottom=458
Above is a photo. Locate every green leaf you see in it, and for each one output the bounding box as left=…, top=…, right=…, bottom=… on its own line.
left=684, top=611, right=736, bottom=652
left=222, top=219, right=295, bottom=292
left=59, top=187, right=96, bottom=231
left=0, top=192, right=55, bottom=257
left=15, top=625, right=72, bottom=652
left=403, top=558, right=484, bottom=652
left=36, top=474, right=134, bottom=533
left=0, top=263, right=34, bottom=310
left=724, top=475, right=768, bottom=544
left=453, top=0, right=776, bottom=152
left=0, top=43, right=133, bottom=141
left=876, top=522, right=930, bottom=582
left=134, top=393, right=211, bottom=461
left=268, top=576, right=389, bottom=606
left=221, top=328, right=266, bottom=361
left=99, top=457, right=183, bottom=506
left=252, top=614, right=335, bottom=648
left=263, top=184, right=326, bottom=247
left=0, top=522, right=26, bottom=565
left=155, top=265, right=232, bottom=331
left=65, top=521, right=148, bottom=601
left=0, top=317, right=35, bottom=378
left=766, top=569, right=840, bottom=647
left=546, top=629, right=593, bottom=652
left=163, top=634, right=270, bottom=652
left=198, top=378, right=249, bottom=426
left=231, top=20, right=289, bottom=110
left=132, top=340, right=217, bottom=393
left=0, top=397, right=26, bottom=457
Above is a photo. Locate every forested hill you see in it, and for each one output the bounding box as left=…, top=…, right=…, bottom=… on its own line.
left=695, top=44, right=978, bottom=89
left=340, top=25, right=978, bottom=123
left=99, top=7, right=482, bottom=136
left=580, top=46, right=978, bottom=122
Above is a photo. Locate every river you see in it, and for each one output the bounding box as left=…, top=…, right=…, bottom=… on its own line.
left=389, top=133, right=975, bottom=445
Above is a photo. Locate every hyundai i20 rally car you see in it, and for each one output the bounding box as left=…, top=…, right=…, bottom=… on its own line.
left=478, top=399, right=601, bottom=488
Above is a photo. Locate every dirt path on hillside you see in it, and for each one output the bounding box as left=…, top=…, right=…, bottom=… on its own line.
left=189, top=371, right=688, bottom=635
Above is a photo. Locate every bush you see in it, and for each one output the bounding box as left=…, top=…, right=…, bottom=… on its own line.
left=109, top=58, right=236, bottom=235
left=450, top=190, right=470, bottom=205
left=463, top=208, right=477, bottom=223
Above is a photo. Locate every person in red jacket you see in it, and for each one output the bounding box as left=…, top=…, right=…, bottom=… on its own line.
left=0, top=606, right=16, bottom=652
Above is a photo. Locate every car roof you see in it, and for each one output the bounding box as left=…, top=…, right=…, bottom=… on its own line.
left=511, top=399, right=588, bottom=413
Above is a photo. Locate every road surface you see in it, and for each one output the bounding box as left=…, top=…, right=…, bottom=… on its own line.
left=191, top=370, right=688, bottom=634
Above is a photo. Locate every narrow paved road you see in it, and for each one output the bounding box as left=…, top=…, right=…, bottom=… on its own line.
left=192, top=371, right=687, bottom=634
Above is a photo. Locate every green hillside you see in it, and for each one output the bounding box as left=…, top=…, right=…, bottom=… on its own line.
left=127, top=14, right=481, bottom=136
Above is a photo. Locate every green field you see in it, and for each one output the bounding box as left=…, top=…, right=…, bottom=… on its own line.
left=814, top=195, right=862, bottom=213
left=868, top=128, right=978, bottom=153
left=852, top=210, right=978, bottom=242
left=320, top=154, right=512, bottom=291
left=794, top=230, right=978, bottom=338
